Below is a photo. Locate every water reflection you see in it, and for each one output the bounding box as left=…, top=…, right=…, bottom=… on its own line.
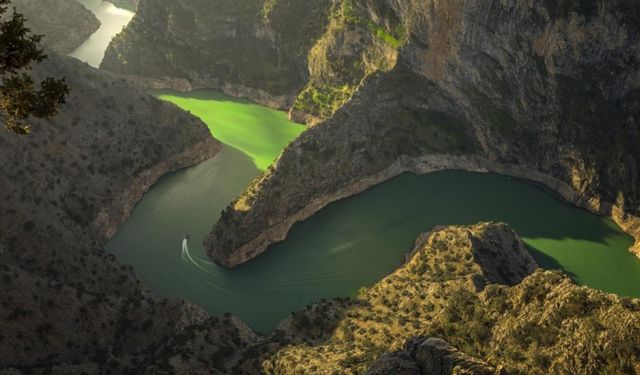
left=69, top=0, right=134, bottom=67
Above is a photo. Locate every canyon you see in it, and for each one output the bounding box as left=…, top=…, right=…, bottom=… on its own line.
left=100, top=0, right=640, bottom=267
left=1, top=0, right=639, bottom=373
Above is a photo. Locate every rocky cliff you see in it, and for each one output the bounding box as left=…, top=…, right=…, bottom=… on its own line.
left=0, top=52, right=262, bottom=373
left=100, top=0, right=334, bottom=108
left=11, top=0, right=100, bottom=54
left=187, top=0, right=640, bottom=266
left=235, top=223, right=640, bottom=374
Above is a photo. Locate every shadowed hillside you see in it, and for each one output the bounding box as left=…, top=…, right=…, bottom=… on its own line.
left=11, top=0, right=100, bottom=53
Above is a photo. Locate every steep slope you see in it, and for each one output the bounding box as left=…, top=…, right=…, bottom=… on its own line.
left=202, top=0, right=640, bottom=266
left=0, top=53, right=260, bottom=372
left=100, top=0, right=333, bottom=108
left=101, top=0, right=407, bottom=124
left=235, top=223, right=640, bottom=374
left=11, top=0, right=100, bottom=54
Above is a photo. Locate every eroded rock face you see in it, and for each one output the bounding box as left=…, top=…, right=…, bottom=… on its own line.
left=201, top=0, right=640, bottom=266
left=11, top=0, right=100, bottom=54
left=100, top=0, right=334, bottom=107
left=237, top=223, right=640, bottom=374
left=0, top=53, right=260, bottom=372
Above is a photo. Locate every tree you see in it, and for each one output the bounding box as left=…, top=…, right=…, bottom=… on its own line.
left=0, top=0, right=69, bottom=134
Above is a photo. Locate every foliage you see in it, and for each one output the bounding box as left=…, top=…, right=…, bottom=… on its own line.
left=0, top=0, right=69, bottom=134
left=292, top=0, right=405, bottom=121
left=293, top=83, right=355, bottom=119
left=365, top=20, right=405, bottom=49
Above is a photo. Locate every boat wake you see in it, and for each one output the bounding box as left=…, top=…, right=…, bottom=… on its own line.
left=181, top=237, right=208, bottom=272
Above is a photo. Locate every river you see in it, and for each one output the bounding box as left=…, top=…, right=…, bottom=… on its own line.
left=67, top=4, right=640, bottom=333
left=106, top=90, right=640, bottom=333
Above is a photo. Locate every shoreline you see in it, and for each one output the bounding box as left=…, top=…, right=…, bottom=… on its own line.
left=91, top=136, right=220, bottom=244
left=112, top=73, right=295, bottom=112
left=211, top=154, right=640, bottom=268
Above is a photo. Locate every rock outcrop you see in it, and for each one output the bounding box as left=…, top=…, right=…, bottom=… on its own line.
left=235, top=223, right=640, bottom=374
left=365, top=337, right=500, bottom=375
left=0, top=52, right=260, bottom=372
left=11, top=0, right=100, bottom=54
left=190, top=0, right=640, bottom=266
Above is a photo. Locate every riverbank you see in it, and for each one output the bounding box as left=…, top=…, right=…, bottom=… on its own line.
left=209, top=153, right=640, bottom=268
left=113, top=74, right=295, bottom=111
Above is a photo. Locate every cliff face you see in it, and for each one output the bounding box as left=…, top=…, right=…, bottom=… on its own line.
left=110, top=0, right=139, bottom=11
left=100, top=0, right=333, bottom=108
left=236, top=223, right=640, bottom=374
left=1, top=52, right=221, bottom=243
left=0, top=53, right=260, bottom=372
left=101, top=0, right=405, bottom=119
left=11, top=0, right=100, bottom=54
left=198, top=0, right=640, bottom=266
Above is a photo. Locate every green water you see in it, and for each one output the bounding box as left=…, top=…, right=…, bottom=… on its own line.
left=105, top=90, right=640, bottom=333
left=152, top=90, right=306, bottom=171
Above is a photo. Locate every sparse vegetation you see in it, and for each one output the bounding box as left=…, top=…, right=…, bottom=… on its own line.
left=242, top=224, right=640, bottom=374
left=292, top=0, right=405, bottom=122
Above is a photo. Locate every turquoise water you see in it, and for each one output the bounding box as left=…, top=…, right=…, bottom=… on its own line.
left=105, top=92, right=640, bottom=333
